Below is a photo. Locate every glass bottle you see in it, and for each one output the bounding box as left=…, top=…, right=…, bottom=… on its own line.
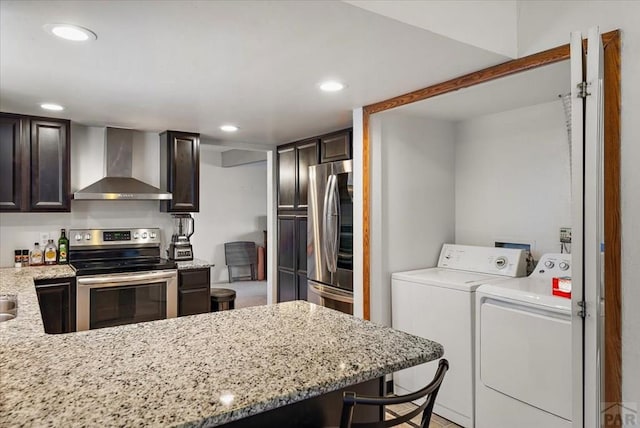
left=21, top=249, right=30, bottom=266
left=58, top=229, right=69, bottom=264
left=44, top=239, right=58, bottom=265
left=30, top=243, right=43, bottom=266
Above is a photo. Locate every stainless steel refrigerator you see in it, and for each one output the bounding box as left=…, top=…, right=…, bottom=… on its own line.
left=307, top=159, right=354, bottom=314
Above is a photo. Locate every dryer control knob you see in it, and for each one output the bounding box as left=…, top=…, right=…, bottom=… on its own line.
left=495, top=257, right=507, bottom=269
left=544, top=260, right=555, bottom=269
left=559, top=262, right=570, bottom=271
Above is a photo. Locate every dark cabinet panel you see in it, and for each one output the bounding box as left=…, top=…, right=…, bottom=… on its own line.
left=277, top=146, right=296, bottom=210
left=278, top=216, right=296, bottom=270
left=296, top=141, right=319, bottom=209
left=297, top=273, right=308, bottom=302
left=277, top=215, right=308, bottom=303
left=35, top=277, right=75, bottom=334
left=0, top=113, right=70, bottom=213
left=179, top=288, right=210, bottom=316
left=178, top=269, right=210, bottom=290
left=161, top=131, right=200, bottom=212
left=0, top=116, right=26, bottom=211
left=320, top=130, right=351, bottom=163
left=178, top=267, right=210, bottom=316
left=30, top=119, right=70, bottom=211
left=278, top=269, right=297, bottom=302
left=297, top=217, right=307, bottom=273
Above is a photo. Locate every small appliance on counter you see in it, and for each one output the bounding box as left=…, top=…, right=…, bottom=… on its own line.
left=169, top=214, right=194, bottom=261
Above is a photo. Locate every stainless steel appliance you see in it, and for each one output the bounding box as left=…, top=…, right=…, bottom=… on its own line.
left=69, top=228, right=177, bottom=331
left=74, top=128, right=172, bottom=200
left=169, top=214, right=194, bottom=261
left=307, top=159, right=354, bottom=314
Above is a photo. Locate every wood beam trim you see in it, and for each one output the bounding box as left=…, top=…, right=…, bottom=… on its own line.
left=603, top=30, right=622, bottom=406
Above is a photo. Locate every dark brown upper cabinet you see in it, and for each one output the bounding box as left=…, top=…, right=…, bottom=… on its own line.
left=160, top=130, right=200, bottom=212
left=320, top=130, right=352, bottom=163
left=277, top=139, right=319, bottom=211
left=0, top=112, right=70, bottom=212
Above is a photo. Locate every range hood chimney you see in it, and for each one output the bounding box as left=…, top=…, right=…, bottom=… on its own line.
left=73, top=127, right=172, bottom=200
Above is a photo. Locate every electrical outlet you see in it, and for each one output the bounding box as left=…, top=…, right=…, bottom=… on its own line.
left=560, top=227, right=572, bottom=244
left=39, top=232, right=49, bottom=246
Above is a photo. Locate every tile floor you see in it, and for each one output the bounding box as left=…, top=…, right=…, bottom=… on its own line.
left=386, top=403, right=461, bottom=428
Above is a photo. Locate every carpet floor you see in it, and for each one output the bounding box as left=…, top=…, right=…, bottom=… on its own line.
left=211, top=280, right=268, bottom=309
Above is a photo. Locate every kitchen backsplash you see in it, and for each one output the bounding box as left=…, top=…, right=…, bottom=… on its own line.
left=0, top=200, right=174, bottom=267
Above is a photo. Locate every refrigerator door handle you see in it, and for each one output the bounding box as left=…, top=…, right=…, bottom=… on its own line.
left=309, top=281, right=353, bottom=304
left=322, top=174, right=337, bottom=273
left=332, top=174, right=341, bottom=273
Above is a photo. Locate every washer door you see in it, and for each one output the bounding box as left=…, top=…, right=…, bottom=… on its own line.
left=479, top=298, right=572, bottom=421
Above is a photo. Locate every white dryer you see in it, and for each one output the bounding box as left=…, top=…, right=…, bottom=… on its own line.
left=391, top=244, right=527, bottom=428
left=475, top=253, right=572, bottom=428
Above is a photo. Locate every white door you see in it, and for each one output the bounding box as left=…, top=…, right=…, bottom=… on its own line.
left=570, top=26, right=605, bottom=428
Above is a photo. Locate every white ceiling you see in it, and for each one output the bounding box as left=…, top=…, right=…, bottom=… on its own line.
left=0, top=0, right=508, bottom=147
left=384, top=60, right=571, bottom=121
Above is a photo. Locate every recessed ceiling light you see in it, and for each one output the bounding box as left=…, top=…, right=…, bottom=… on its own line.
left=40, top=103, right=64, bottom=111
left=220, top=125, right=239, bottom=132
left=319, top=80, right=345, bottom=92
left=43, top=23, right=97, bottom=42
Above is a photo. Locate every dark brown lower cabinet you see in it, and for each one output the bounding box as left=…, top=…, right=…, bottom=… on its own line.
left=277, top=215, right=308, bottom=302
left=297, top=274, right=308, bottom=301
left=35, top=277, right=76, bottom=334
left=178, top=268, right=211, bottom=316
left=277, top=269, right=297, bottom=302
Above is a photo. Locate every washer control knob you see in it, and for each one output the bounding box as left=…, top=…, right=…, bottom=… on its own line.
left=544, top=260, right=555, bottom=269
left=559, top=261, right=570, bottom=271
left=142, top=232, right=148, bottom=239
left=495, top=256, right=507, bottom=269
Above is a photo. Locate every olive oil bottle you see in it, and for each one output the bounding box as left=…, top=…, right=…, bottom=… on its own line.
left=58, top=229, right=69, bottom=264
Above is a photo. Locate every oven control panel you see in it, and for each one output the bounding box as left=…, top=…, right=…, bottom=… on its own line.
left=69, top=228, right=162, bottom=248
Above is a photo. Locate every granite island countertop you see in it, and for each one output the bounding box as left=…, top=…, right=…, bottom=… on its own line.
left=0, top=267, right=443, bottom=427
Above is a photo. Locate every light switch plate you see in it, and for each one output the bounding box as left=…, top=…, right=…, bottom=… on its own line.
left=39, top=232, right=49, bottom=246
left=560, top=227, right=572, bottom=243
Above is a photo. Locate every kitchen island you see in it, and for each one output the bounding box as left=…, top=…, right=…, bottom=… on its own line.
left=0, top=267, right=443, bottom=427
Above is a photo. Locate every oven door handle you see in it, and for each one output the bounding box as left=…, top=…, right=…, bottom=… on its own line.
left=77, top=270, right=177, bottom=288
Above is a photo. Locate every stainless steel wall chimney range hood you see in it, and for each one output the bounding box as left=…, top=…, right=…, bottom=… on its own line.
left=73, top=127, right=172, bottom=200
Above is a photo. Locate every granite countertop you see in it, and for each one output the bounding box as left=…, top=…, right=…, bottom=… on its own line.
left=0, top=267, right=443, bottom=427
left=0, top=265, right=75, bottom=337
left=175, top=258, right=213, bottom=270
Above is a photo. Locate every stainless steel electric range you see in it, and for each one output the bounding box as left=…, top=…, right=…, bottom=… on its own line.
left=69, top=228, right=177, bottom=331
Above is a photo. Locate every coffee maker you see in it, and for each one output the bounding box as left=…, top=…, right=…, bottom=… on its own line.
left=169, top=214, right=194, bottom=261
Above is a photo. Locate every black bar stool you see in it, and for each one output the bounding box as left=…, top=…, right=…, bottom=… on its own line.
left=210, top=288, right=236, bottom=312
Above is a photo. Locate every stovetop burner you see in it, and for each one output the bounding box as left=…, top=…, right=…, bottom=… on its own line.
left=68, top=228, right=176, bottom=276
left=72, top=258, right=177, bottom=277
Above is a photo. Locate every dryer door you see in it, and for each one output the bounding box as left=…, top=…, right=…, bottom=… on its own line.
left=479, top=298, right=572, bottom=420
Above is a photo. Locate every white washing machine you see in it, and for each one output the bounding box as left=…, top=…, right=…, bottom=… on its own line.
left=475, top=253, right=572, bottom=428
left=391, top=244, right=527, bottom=428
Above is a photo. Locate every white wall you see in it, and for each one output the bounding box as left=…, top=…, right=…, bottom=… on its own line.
left=0, top=125, right=268, bottom=282
left=345, top=0, right=518, bottom=57
left=194, top=146, right=267, bottom=283
left=370, top=112, right=456, bottom=326
left=516, top=0, right=640, bottom=410
left=352, top=108, right=364, bottom=319
left=455, top=100, right=571, bottom=258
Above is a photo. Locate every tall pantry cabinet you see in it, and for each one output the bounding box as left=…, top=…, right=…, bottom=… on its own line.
left=276, top=128, right=352, bottom=302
